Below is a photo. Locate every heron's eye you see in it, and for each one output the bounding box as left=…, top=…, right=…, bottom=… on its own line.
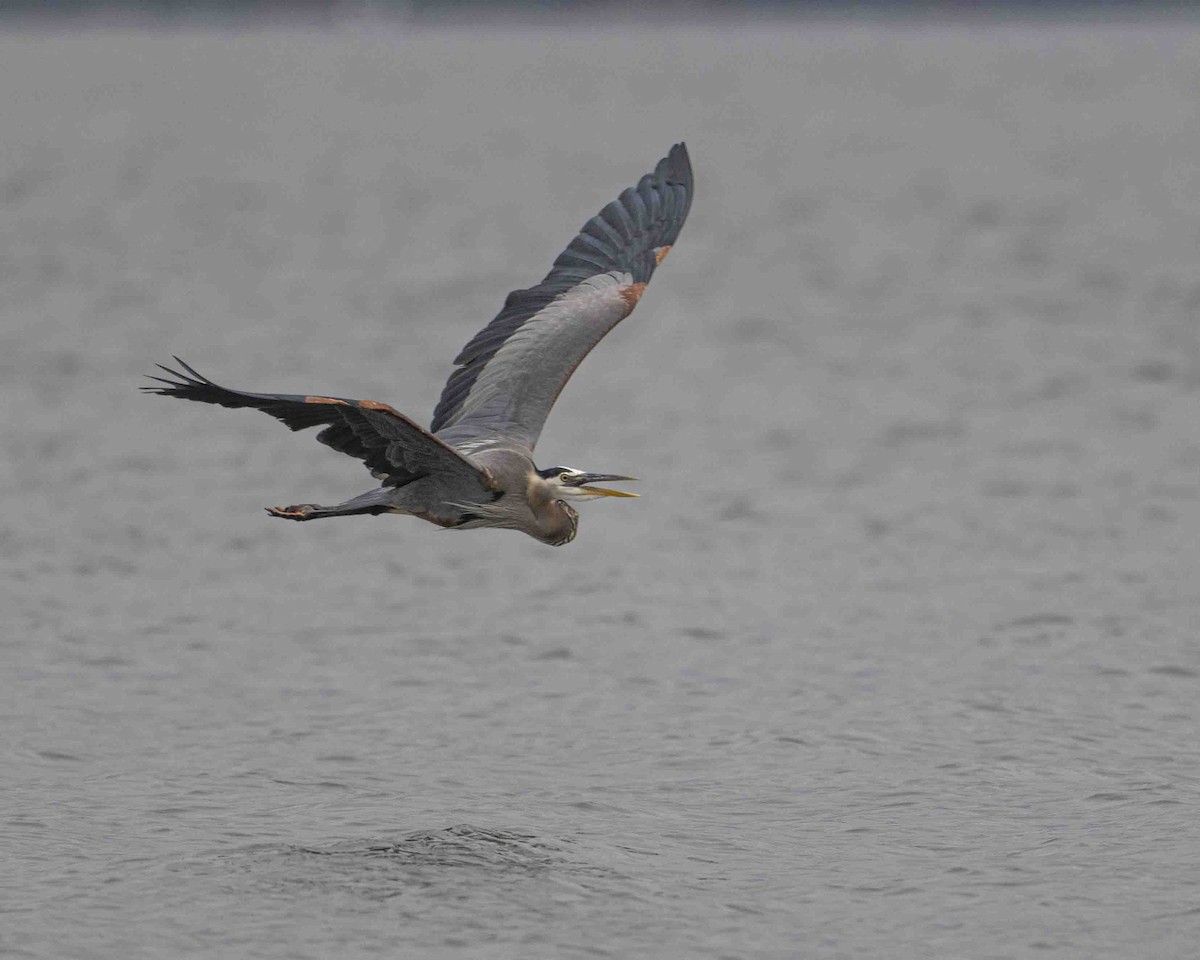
left=559, top=472, right=571, bottom=482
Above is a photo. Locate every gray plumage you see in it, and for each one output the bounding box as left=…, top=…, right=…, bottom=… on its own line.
left=143, top=143, right=693, bottom=546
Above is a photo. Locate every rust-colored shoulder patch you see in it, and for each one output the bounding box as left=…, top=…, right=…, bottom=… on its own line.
left=358, top=399, right=399, bottom=413
left=304, top=396, right=349, bottom=405
left=619, top=282, right=647, bottom=310
left=654, top=244, right=672, bottom=265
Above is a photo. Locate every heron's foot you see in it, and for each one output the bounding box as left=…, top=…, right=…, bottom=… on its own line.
left=266, top=504, right=315, bottom=521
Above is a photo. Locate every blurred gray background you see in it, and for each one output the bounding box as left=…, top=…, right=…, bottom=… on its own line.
left=4, top=5, right=1200, bottom=959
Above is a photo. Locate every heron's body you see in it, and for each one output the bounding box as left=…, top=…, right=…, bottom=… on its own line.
left=144, top=144, right=692, bottom=545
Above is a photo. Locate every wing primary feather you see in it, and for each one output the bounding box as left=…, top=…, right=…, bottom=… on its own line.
left=143, top=359, right=495, bottom=494
left=430, top=142, right=693, bottom=448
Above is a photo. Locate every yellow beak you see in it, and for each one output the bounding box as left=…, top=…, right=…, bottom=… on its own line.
left=579, top=486, right=639, bottom=498
left=574, top=473, right=639, bottom=498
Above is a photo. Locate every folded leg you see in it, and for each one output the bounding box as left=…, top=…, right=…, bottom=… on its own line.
left=266, top=488, right=399, bottom=521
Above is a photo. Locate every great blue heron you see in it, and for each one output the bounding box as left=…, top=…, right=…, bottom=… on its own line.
left=144, top=143, right=692, bottom=546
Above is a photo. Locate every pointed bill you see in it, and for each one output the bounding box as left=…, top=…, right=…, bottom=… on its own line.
left=574, top=473, right=639, bottom=498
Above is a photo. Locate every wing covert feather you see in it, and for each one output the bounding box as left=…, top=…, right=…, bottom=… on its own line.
left=431, top=143, right=692, bottom=451
left=143, top=359, right=494, bottom=492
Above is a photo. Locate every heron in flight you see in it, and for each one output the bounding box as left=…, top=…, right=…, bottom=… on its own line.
left=144, top=143, right=692, bottom=546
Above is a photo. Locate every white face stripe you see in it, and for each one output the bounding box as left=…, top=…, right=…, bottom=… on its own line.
left=548, top=471, right=607, bottom=501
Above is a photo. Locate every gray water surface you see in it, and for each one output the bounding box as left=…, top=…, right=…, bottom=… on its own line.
left=5, top=20, right=1200, bottom=959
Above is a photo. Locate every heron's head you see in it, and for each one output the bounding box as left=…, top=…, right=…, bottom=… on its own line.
left=535, top=465, right=639, bottom=502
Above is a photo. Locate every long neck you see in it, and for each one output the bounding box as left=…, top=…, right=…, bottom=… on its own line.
left=527, top=476, right=578, bottom=546
left=536, top=500, right=578, bottom=546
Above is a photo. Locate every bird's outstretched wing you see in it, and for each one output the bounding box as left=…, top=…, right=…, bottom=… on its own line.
left=143, top=358, right=495, bottom=492
left=431, top=142, right=693, bottom=453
